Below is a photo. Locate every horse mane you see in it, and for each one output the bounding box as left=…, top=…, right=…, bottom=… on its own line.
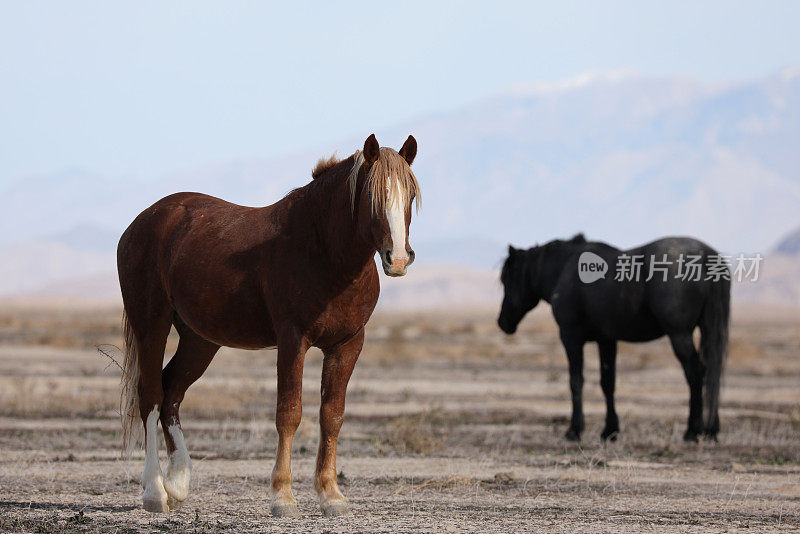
left=502, top=234, right=587, bottom=285
left=304, top=147, right=421, bottom=215
left=348, top=148, right=420, bottom=214
left=312, top=154, right=340, bottom=180
left=570, top=233, right=587, bottom=244
left=500, top=254, right=514, bottom=284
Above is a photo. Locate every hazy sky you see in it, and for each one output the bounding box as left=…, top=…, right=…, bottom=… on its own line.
left=1, top=1, right=799, bottom=184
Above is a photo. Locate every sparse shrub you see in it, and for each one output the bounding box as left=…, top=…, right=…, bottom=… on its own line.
left=382, top=409, right=444, bottom=454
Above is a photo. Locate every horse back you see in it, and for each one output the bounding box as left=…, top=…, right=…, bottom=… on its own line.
left=552, top=237, right=722, bottom=341
left=118, top=193, right=290, bottom=347
left=639, top=237, right=721, bottom=332
left=118, top=191, right=379, bottom=350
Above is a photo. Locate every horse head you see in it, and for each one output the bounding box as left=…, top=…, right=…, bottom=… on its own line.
left=498, top=244, right=542, bottom=334
left=350, top=134, right=420, bottom=277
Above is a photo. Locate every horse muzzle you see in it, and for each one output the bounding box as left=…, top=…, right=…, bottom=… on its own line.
left=381, top=249, right=414, bottom=277
left=497, top=316, right=517, bottom=334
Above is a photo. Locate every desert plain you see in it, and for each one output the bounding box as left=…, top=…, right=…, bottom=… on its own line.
left=0, top=302, right=798, bottom=533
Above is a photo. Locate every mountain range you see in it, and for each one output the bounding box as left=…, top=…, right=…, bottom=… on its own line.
left=1, top=70, right=798, bottom=307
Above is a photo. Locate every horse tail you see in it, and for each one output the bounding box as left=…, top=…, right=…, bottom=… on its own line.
left=699, top=275, right=730, bottom=439
left=120, top=309, right=143, bottom=458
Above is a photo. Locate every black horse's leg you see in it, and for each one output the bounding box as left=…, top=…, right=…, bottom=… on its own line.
left=669, top=332, right=705, bottom=442
left=598, top=339, right=619, bottom=441
left=560, top=328, right=585, bottom=441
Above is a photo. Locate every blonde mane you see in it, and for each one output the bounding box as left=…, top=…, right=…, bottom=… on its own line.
left=347, top=147, right=420, bottom=215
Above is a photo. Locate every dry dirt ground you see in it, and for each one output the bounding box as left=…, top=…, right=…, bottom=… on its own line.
left=0, top=303, right=798, bottom=533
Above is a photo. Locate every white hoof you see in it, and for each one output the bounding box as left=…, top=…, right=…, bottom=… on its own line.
left=142, top=484, right=169, bottom=513
left=163, top=463, right=191, bottom=503
left=163, top=426, right=193, bottom=505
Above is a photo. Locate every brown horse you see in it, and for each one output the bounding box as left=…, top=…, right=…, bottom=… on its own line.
left=117, top=134, right=420, bottom=517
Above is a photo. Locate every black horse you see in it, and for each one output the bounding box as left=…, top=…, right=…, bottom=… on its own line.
left=498, top=234, right=730, bottom=442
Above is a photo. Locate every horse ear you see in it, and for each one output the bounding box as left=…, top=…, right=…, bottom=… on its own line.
left=363, top=134, right=380, bottom=165
left=571, top=233, right=586, bottom=244
left=508, top=244, right=517, bottom=256
left=399, top=135, right=417, bottom=165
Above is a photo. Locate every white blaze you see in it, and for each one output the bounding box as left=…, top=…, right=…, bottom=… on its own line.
left=385, top=177, right=407, bottom=262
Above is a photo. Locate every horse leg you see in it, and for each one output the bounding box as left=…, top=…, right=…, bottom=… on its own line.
left=315, top=330, right=364, bottom=517
left=270, top=330, right=309, bottom=517
left=669, top=332, right=705, bottom=442
left=560, top=328, right=585, bottom=441
left=160, top=321, right=220, bottom=510
left=129, top=307, right=173, bottom=513
left=598, top=339, right=619, bottom=441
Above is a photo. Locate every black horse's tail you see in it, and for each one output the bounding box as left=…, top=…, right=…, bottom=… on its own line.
left=699, top=277, right=730, bottom=439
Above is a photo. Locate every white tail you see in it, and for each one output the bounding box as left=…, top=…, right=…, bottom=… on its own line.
left=120, top=310, right=143, bottom=457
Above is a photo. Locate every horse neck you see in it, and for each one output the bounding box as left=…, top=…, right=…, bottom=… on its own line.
left=297, top=169, right=375, bottom=277
left=532, top=243, right=574, bottom=303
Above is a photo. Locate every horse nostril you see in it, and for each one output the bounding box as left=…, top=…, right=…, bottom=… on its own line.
left=408, top=249, right=415, bottom=263
left=385, top=250, right=392, bottom=265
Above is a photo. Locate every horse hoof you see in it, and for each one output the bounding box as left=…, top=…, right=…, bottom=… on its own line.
left=322, top=501, right=349, bottom=517
left=142, top=495, right=169, bottom=513
left=601, top=430, right=618, bottom=442
left=271, top=501, right=300, bottom=518
left=163, top=474, right=190, bottom=504
left=564, top=429, right=581, bottom=442
left=683, top=431, right=699, bottom=443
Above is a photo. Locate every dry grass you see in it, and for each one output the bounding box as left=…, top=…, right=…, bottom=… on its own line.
left=380, top=409, right=444, bottom=455
left=0, top=303, right=798, bottom=532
